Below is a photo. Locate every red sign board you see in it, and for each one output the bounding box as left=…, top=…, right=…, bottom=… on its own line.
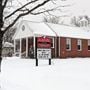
left=37, top=37, right=51, bottom=48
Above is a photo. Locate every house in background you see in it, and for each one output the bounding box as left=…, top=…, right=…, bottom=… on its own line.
left=2, top=42, right=14, bottom=57
left=13, top=20, right=90, bottom=58
left=71, top=15, right=90, bottom=27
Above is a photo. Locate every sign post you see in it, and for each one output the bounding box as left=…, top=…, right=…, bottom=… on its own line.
left=49, top=59, right=51, bottom=65
left=36, top=37, right=51, bottom=66
left=35, top=37, right=38, bottom=66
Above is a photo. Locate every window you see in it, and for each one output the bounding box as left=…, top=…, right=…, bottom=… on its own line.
left=77, top=39, right=82, bottom=51
left=66, top=38, right=71, bottom=51
left=88, top=40, right=90, bottom=51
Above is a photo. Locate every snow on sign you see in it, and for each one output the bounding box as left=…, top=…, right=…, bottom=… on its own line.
left=37, top=49, right=51, bottom=59
left=37, top=37, right=51, bottom=59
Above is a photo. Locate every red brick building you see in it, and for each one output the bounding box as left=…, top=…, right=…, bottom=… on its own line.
left=13, top=20, right=90, bottom=58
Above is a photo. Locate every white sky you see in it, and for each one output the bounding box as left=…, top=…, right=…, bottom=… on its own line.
left=70, top=0, right=90, bottom=16
left=5, top=0, right=90, bottom=22
left=25, top=0, right=90, bottom=21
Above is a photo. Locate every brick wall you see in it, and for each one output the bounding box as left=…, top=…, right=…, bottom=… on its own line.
left=59, top=37, right=90, bottom=58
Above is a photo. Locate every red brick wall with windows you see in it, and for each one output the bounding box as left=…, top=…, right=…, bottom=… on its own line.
left=20, top=37, right=90, bottom=58
left=59, top=37, right=90, bottom=58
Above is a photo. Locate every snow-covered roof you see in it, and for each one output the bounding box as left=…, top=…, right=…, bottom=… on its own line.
left=79, top=17, right=88, bottom=22
left=47, top=23, right=90, bottom=39
left=26, top=21, right=56, bottom=37
left=13, top=21, right=56, bottom=39
left=3, top=42, right=14, bottom=48
left=13, top=20, right=90, bottom=40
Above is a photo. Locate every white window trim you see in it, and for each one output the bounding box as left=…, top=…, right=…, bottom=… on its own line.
left=88, top=40, right=90, bottom=51
left=88, top=47, right=90, bottom=51
left=59, top=37, right=60, bottom=57
left=66, top=38, right=71, bottom=51
left=77, top=39, right=82, bottom=51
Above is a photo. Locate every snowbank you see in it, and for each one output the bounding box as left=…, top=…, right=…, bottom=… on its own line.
left=1, top=57, right=90, bottom=90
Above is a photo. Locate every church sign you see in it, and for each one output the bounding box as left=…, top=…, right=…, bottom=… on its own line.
left=37, top=48, right=51, bottom=59
left=37, top=37, right=51, bottom=48
left=36, top=37, right=52, bottom=66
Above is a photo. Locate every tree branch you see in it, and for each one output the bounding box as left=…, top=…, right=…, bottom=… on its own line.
left=5, top=0, right=38, bottom=20
left=30, top=4, right=71, bottom=15
left=3, top=0, right=8, bottom=9
left=30, top=9, right=53, bottom=15
left=4, top=0, right=51, bottom=33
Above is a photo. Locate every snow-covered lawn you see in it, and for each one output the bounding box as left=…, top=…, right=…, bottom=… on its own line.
left=1, top=57, right=90, bottom=90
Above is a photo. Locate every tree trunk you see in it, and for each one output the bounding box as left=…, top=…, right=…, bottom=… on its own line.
left=0, top=31, right=3, bottom=72
left=0, top=0, right=4, bottom=72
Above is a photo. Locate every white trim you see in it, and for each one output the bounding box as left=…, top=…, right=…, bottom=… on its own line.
left=88, top=40, right=90, bottom=51
left=88, top=40, right=90, bottom=45
left=33, top=36, right=36, bottom=58
left=14, top=39, right=16, bottom=55
left=20, top=38, right=22, bottom=58
left=77, top=39, right=82, bottom=51
left=26, top=37, right=28, bottom=57
left=66, top=38, right=71, bottom=51
left=59, top=37, right=60, bottom=57
left=55, top=38, right=57, bottom=57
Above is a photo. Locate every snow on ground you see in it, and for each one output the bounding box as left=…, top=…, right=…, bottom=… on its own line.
left=1, top=57, right=90, bottom=90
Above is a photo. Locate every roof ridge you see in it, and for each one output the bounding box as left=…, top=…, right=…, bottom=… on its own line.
left=46, top=22, right=82, bottom=29
left=45, top=22, right=58, bottom=36
left=21, top=20, right=43, bottom=23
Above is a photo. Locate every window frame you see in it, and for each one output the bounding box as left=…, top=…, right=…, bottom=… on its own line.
left=77, top=39, right=82, bottom=51
left=66, top=38, right=71, bottom=51
left=88, top=40, right=90, bottom=51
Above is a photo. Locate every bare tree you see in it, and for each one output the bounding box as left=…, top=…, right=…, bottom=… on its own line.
left=3, top=27, right=16, bottom=43
left=43, top=16, right=60, bottom=24
left=0, top=0, right=68, bottom=72
left=71, top=15, right=90, bottom=27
